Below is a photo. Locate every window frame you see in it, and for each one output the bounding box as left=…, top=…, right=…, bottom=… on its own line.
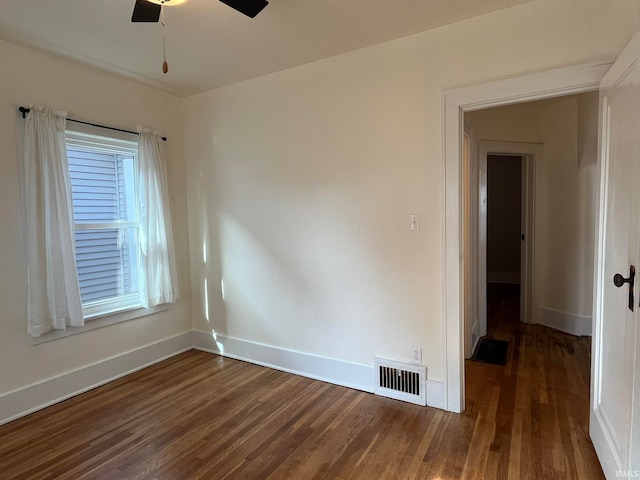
left=65, top=130, right=143, bottom=320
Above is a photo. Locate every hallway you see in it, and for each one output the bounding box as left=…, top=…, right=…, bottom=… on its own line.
left=464, top=284, right=603, bottom=478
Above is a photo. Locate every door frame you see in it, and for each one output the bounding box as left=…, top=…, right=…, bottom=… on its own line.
left=475, top=142, right=540, bottom=346
left=442, top=60, right=611, bottom=413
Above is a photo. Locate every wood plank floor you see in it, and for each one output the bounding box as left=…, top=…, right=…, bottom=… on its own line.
left=464, top=284, right=603, bottom=479
left=0, top=289, right=602, bottom=479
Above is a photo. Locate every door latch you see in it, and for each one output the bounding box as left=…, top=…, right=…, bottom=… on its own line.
left=613, top=265, right=635, bottom=311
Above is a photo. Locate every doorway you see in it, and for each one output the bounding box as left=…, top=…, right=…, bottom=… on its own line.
left=485, top=154, right=522, bottom=341
left=458, top=92, right=602, bottom=477
left=486, top=155, right=522, bottom=287
left=473, top=142, right=539, bottom=353
left=442, top=61, right=609, bottom=414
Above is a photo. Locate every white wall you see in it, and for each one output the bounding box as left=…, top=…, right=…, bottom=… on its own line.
left=0, top=40, right=192, bottom=399
left=184, top=0, right=640, bottom=389
left=466, top=93, right=598, bottom=334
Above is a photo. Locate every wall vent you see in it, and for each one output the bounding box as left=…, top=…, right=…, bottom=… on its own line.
left=374, top=357, right=427, bottom=406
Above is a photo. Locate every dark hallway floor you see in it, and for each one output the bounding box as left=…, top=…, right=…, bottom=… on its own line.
left=485, top=282, right=521, bottom=340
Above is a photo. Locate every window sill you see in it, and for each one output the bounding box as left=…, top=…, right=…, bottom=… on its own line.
left=28, top=304, right=170, bottom=345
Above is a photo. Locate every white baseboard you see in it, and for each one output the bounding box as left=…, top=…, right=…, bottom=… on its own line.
left=0, top=329, right=447, bottom=426
left=0, top=331, right=193, bottom=426
left=538, top=307, right=592, bottom=336
left=426, top=380, right=445, bottom=410
left=192, top=330, right=373, bottom=392
left=192, top=330, right=445, bottom=410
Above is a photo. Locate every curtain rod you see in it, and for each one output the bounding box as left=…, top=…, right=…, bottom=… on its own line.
left=18, top=107, right=167, bottom=142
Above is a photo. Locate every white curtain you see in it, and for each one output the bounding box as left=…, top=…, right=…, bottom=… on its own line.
left=20, top=106, right=84, bottom=337
left=137, top=128, right=180, bottom=307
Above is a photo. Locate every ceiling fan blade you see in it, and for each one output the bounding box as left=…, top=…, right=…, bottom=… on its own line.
left=131, top=0, right=161, bottom=22
left=219, top=0, right=268, bottom=18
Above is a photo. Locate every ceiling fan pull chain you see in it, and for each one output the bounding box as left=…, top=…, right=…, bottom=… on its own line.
left=161, top=4, right=168, bottom=74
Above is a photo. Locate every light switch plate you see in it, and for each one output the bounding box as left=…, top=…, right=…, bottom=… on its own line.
left=409, top=214, right=420, bottom=231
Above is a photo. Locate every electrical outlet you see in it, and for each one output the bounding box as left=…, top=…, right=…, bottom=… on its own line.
left=411, top=346, right=422, bottom=364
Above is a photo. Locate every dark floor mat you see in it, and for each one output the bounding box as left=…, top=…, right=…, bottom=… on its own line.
left=471, top=337, right=509, bottom=365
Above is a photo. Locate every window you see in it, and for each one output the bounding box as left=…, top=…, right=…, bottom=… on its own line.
left=20, top=106, right=178, bottom=342
left=66, top=131, right=141, bottom=319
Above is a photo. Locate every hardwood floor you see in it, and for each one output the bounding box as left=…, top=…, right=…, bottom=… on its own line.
left=0, top=293, right=602, bottom=479
left=466, top=284, right=602, bottom=479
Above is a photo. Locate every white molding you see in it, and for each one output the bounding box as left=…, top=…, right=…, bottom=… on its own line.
left=426, top=380, right=445, bottom=410
left=538, top=307, right=592, bottom=336
left=1, top=329, right=448, bottom=427
left=443, top=60, right=612, bottom=413
left=445, top=61, right=613, bottom=112
left=192, top=330, right=446, bottom=409
left=192, top=330, right=373, bottom=392
left=0, top=331, right=193, bottom=426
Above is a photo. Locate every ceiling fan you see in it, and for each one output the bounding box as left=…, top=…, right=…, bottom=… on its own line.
left=131, top=0, right=269, bottom=22
left=131, top=0, right=268, bottom=74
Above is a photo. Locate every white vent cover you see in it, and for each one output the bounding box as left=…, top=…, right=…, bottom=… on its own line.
left=374, top=357, right=427, bottom=406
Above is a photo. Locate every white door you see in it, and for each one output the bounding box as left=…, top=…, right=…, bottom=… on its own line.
left=591, top=31, right=640, bottom=478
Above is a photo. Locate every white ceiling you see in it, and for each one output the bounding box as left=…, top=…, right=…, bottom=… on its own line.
left=0, top=0, right=532, bottom=96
